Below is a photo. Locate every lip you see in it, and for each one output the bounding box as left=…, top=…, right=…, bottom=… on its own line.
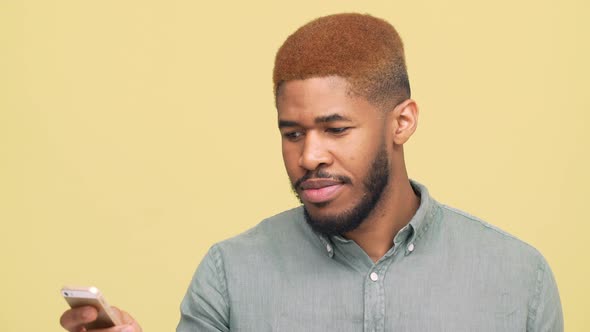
left=299, top=180, right=344, bottom=204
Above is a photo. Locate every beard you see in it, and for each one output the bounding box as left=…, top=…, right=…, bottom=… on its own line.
left=291, top=142, right=390, bottom=236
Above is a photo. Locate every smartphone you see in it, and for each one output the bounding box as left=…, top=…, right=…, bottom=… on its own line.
left=61, top=286, right=122, bottom=329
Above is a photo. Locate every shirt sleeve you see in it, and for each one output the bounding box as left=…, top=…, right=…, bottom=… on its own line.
left=527, top=256, right=564, bottom=332
left=177, top=245, right=230, bottom=332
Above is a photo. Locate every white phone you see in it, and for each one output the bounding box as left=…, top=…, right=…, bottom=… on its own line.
left=61, top=286, right=122, bottom=329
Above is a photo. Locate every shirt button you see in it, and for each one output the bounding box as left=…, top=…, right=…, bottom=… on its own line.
left=407, top=243, right=415, bottom=252
left=370, top=272, right=379, bottom=281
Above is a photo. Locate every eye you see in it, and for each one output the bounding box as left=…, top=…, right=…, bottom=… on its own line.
left=326, top=127, right=351, bottom=135
left=283, top=131, right=304, bottom=141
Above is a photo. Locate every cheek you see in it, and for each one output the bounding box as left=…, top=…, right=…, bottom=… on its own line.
left=338, top=133, right=381, bottom=168
left=281, top=144, right=302, bottom=178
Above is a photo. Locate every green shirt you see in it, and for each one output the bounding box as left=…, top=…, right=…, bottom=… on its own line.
left=177, top=181, right=563, bottom=331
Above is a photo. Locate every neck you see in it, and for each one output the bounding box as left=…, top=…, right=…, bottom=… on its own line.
left=343, top=175, right=420, bottom=263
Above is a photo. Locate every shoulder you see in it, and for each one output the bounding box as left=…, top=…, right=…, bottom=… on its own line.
left=208, top=206, right=320, bottom=260
left=219, top=206, right=304, bottom=245
left=428, top=203, right=556, bottom=300
left=435, top=203, right=547, bottom=265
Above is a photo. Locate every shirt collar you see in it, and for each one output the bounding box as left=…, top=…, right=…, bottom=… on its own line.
left=312, top=179, right=439, bottom=258
left=403, top=179, right=439, bottom=255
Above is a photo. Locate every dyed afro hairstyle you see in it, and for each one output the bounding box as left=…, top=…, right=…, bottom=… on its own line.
left=273, top=13, right=410, bottom=109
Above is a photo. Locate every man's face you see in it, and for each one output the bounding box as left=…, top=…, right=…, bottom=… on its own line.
left=277, top=76, right=392, bottom=235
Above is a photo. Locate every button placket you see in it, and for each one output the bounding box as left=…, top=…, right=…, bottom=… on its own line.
left=370, top=271, right=379, bottom=281
left=364, top=264, right=386, bottom=332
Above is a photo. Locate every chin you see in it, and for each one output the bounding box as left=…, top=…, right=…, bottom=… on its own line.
left=303, top=197, right=346, bottom=214
left=302, top=204, right=366, bottom=236
left=304, top=199, right=356, bottom=218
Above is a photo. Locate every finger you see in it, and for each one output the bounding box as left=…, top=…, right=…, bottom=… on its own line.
left=86, top=324, right=136, bottom=332
left=108, top=306, right=125, bottom=324
left=60, top=306, right=98, bottom=331
left=115, top=308, right=134, bottom=325
left=111, top=307, right=143, bottom=332
left=120, top=313, right=142, bottom=332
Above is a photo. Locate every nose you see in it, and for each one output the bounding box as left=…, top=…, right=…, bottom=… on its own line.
left=299, top=132, right=333, bottom=171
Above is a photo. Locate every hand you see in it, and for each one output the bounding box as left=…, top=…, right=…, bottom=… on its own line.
left=60, top=305, right=143, bottom=332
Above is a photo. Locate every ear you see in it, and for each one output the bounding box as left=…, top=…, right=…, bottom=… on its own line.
left=389, top=99, right=419, bottom=145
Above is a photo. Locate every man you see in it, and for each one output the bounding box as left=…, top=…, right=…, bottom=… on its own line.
left=60, top=13, right=563, bottom=332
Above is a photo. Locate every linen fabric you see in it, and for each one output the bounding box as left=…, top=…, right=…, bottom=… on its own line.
left=177, top=181, right=563, bottom=332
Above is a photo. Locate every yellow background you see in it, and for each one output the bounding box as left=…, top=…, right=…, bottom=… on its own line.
left=1, top=1, right=588, bottom=331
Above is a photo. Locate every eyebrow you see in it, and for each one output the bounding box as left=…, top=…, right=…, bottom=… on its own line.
left=278, top=113, right=352, bottom=128
left=315, top=113, right=351, bottom=124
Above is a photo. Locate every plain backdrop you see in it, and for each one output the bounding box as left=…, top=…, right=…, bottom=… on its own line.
left=1, top=0, right=588, bottom=331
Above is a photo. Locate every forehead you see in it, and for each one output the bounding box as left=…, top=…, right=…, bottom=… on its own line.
left=277, top=76, right=377, bottom=122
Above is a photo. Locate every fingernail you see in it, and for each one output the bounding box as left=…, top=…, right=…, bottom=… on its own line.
left=121, top=325, right=134, bottom=332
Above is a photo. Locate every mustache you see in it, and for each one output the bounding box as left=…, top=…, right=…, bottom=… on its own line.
left=293, top=169, right=352, bottom=189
